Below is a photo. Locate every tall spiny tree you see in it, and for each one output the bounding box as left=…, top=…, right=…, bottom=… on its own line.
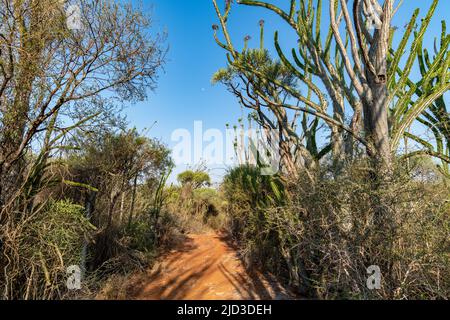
left=212, top=0, right=449, bottom=177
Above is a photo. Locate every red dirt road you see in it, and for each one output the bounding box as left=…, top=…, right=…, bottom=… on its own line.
left=134, top=233, right=294, bottom=300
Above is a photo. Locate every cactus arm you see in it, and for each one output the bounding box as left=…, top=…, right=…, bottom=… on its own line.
left=212, top=0, right=238, bottom=58
left=274, top=32, right=327, bottom=110
left=238, top=0, right=295, bottom=26
left=289, top=0, right=297, bottom=20
left=330, top=0, right=365, bottom=98
left=387, top=8, right=419, bottom=88
left=400, top=149, right=450, bottom=164
left=388, top=0, right=439, bottom=105
left=391, top=82, right=450, bottom=151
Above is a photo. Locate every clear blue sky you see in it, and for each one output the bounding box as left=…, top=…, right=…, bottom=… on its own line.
left=124, top=0, right=449, bottom=184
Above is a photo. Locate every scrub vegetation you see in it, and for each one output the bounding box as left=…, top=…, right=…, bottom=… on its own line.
left=0, top=0, right=448, bottom=300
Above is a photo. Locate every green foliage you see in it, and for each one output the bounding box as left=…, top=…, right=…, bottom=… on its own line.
left=392, top=17, right=450, bottom=177
left=213, top=48, right=296, bottom=89
left=223, top=164, right=286, bottom=210
left=221, top=165, right=288, bottom=272
left=389, top=2, right=450, bottom=158
left=165, top=182, right=225, bottom=234
left=30, top=200, right=95, bottom=254
left=125, top=219, right=157, bottom=254
left=14, top=200, right=95, bottom=299
left=148, top=167, right=173, bottom=243
left=193, top=187, right=218, bottom=202
left=177, top=170, right=211, bottom=189
left=221, top=162, right=450, bottom=299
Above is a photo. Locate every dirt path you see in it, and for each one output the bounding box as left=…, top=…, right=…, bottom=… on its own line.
left=132, top=233, right=295, bottom=300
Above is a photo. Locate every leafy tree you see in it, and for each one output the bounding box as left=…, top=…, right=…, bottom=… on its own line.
left=65, top=128, right=172, bottom=268
left=0, top=0, right=166, bottom=298
left=68, top=129, right=171, bottom=227
left=0, top=0, right=166, bottom=209
left=177, top=170, right=211, bottom=189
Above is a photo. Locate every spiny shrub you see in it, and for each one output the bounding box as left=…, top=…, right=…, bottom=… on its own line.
left=193, top=188, right=220, bottom=219
left=125, top=219, right=156, bottom=253
left=222, top=163, right=450, bottom=299
left=165, top=185, right=225, bottom=233
left=290, top=165, right=449, bottom=299
left=15, top=200, right=94, bottom=299
left=222, top=165, right=287, bottom=270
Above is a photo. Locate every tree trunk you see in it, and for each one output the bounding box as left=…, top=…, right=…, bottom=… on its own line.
left=363, top=77, right=391, bottom=171
left=128, top=174, right=138, bottom=227
left=81, top=191, right=96, bottom=275
left=0, top=0, right=46, bottom=210
left=107, top=191, right=120, bottom=229
left=119, top=192, right=125, bottom=224
left=331, top=100, right=345, bottom=173
left=362, top=1, right=393, bottom=172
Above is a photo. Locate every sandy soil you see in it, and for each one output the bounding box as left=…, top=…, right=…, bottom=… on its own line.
left=131, top=233, right=295, bottom=300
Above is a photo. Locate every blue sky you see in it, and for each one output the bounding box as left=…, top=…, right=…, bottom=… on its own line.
left=124, top=0, right=449, bottom=184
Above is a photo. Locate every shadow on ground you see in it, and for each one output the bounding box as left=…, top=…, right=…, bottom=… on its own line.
left=126, top=233, right=297, bottom=300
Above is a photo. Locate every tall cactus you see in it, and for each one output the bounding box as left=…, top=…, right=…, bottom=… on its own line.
left=391, top=19, right=450, bottom=177
left=212, top=17, right=328, bottom=178
left=212, top=0, right=448, bottom=177
left=388, top=1, right=449, bottom=155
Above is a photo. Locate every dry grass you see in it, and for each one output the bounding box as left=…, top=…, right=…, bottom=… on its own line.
left=0, top=200, right=94, bottom=299
left=221, top=163, right=450, bottom=299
